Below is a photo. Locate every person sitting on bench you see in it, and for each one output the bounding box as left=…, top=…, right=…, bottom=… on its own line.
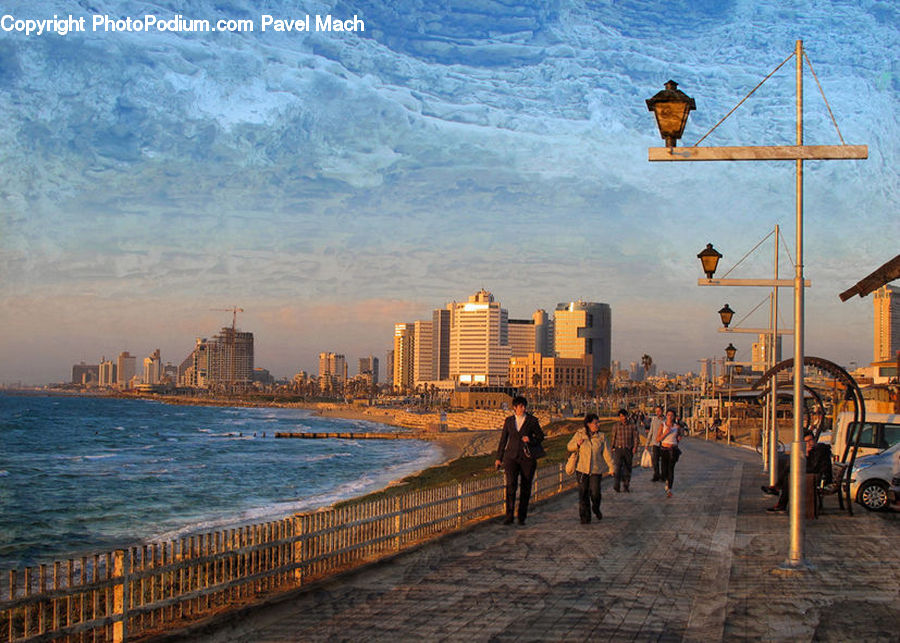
left=762, top=430, right=832, bottom=512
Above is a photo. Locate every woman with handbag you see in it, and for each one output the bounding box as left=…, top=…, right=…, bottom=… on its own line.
left=656, top=409, right=682, bottom=498
left=567, top=413, right=614, bottom=524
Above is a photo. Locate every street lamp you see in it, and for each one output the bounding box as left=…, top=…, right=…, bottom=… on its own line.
left=718, top=304, right=735, bottom=328
left=725, top=343, right=737, bottom=361
left=697, top=243, right=723, bottom=279
left=646, top=80, right=696, bottom=148
left=646, top=40, right=868, bottom=570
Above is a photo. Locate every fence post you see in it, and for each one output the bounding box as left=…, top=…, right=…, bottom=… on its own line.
left=393, top=496, right=402, bottom=551
left=457, top=482, right=463, bottom=528
left=292, top=514, right=304, bottom=587
left=112, top=549, right=128, bottom=643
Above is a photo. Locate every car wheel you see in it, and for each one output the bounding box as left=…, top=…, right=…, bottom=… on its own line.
left=857, top=480, right=889, bottom=511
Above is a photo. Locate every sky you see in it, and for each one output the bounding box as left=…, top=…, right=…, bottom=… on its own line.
left=0, top=0, right=897, bottom=384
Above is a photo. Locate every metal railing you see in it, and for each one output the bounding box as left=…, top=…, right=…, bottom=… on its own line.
left=2, top=463, right=574, bottom=642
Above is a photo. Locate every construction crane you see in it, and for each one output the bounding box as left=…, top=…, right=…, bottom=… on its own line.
left=210, top=307, right=244, bottom=392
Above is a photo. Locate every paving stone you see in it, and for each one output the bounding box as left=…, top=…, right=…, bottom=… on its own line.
left=160, top=439, right=899, bottom=642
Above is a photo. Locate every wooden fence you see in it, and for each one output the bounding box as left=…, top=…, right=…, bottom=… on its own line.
left=1, top=463, right=575, bottom=642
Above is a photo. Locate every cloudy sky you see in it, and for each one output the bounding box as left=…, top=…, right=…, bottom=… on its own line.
left=0, top=0, right=896, bottom=384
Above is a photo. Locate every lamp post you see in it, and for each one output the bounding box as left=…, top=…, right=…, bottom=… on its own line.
left=646, top=40, right=867, bottom=569
left=718, top=304, right=735, bottom=328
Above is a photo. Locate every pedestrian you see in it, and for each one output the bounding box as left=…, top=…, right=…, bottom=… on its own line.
left=495, top=396, right=545, bottom=525
left=649, top=405, right=665, bottom=482
left=611, top=408, right=640, bottom=492
left=656, top=409, right=682, bottom=498
left=567, top=413, right=614, bottom=523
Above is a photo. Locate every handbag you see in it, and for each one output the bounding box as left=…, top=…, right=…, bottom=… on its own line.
left=565, top=452, right=578, bottom=475
left=640, top=448, right=652, bottom=468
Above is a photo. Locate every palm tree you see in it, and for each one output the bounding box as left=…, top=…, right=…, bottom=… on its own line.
left=641, top=354, right=653, bottom=379
left=595, top=367, right=611, bottom=395
left=532, top=372, right=542, bottom=403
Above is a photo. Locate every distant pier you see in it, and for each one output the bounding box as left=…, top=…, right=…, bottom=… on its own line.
left=275, top=431, right=425, bottom=440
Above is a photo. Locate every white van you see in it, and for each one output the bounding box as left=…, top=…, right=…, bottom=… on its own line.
left=829, top=412, right=900, bottom=461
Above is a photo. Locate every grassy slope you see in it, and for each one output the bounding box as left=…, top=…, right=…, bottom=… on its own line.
left=334, top=419, right=615, bottom=508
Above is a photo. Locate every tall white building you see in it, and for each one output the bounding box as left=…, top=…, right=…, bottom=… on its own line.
left=142, top=349, right=162, bottom=384
left=553, top=301, right=611, bottom=387
left=874, top=285, right=900, bottom=362
left=449, top=289, right=510, bottom=386
left=98, top=357, right=116, bottom=387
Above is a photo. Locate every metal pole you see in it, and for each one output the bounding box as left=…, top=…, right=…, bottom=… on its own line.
left=787, top=39, right=807, bottom=568
left=769, top=226, right=779, bottom=486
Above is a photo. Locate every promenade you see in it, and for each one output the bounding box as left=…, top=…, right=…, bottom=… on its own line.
left=163, top=439, right=899, bottom=642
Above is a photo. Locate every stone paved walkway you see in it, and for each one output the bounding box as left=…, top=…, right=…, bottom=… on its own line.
left=162, top=439, right=899, bottom=642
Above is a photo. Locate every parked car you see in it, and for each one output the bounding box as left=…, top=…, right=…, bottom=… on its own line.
left=849, top=442, right=900, bottom=511
left=829, top=412, right=900, bottom=461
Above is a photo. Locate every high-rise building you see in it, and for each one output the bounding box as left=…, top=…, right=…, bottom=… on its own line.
left=874, top=285, right=900, bottom=362
left=393, top=323, right=415, bottom=391
left=385, top=349, right=394, bottom=386
left=533, top=309, right=552, bottom=356
left=449, top=289, right=510, bottom=386
left=751, top=333, right=782, bottom=371
left=318, top=352, right=348, bottom=391
left=116, top=351, right=136, bottom=389
left=143, top=349, right=162, bottom=384
left=431, top=307, right=451, bottom=381
left=508, top=318, right=537, bottom=358
left=413, top=320, right=434, bottom=385
left=553, top=301, right=611, bottom=388
left=72, top=362, right=99, bottom=386
left=208, top=327, right=254, bottom=387
left=179, top=339, right=210, bottom=388
left=98, top=357, right=116, bottom=387
left=359, top=355, right=380, bottom=384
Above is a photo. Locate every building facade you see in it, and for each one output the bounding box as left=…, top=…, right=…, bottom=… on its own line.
left=318, top=352, right=348, bottom=392
left=393, top=323, right=415, bottom=391
left=874, top=285, right=900, bottom=362
left=143, top=349, right=162, bottom=385
left=553, top=301, right=611, bottom=389
left=209, top=328, right=254, bottom=387
left=751, top=333, right=783, bottom=371
left=413, top=320, right=434, bottom=386
left=449, top=289, right=510, bottom=386
left=72, top=362, right=99, bottom=386
left=98, top=358, right=116, bottom=387
left=358, top=355, right=380, bottom=385
left=431, top=307, right=451, bottom=381
left=116, top=351, right=136, bottom=389
left=508, top=352, right=592, bottom=392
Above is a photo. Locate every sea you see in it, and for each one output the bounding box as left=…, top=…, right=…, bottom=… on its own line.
left=0, top=393, right=444, bottom=572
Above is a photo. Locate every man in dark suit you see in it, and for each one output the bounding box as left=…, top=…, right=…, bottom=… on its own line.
left=495, top=396, right=545, bottom=525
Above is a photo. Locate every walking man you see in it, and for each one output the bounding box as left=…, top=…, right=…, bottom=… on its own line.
left=611, top=409, right=640, bottom=492
left=649, top=405, right=665, bottom=482
left=496, top=396, right=545, bottom=525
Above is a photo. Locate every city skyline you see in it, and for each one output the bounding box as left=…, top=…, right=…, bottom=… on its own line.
left=1, top=1, right=897, bottom=384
